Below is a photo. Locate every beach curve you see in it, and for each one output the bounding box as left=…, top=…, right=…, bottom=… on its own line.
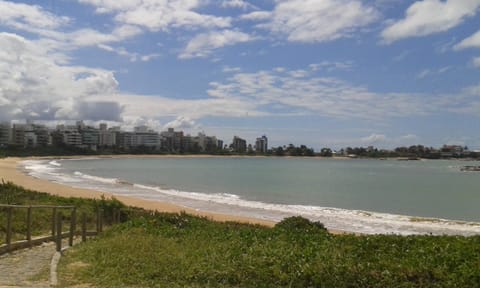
left=0, top=156, right=277, bottom=228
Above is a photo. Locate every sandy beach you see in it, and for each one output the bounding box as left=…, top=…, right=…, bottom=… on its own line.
left=0, top=156, right=277, bottom=227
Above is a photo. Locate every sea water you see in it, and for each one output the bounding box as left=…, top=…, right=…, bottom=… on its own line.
left=21, top=157, right=480, bottom=235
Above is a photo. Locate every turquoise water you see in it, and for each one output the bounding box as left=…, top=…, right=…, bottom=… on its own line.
left=22, top=157, right=480, bottom=235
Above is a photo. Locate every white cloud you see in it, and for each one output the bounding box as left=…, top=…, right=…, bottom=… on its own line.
left=65, top=25, right=142, bottom=48
left=98, top=44, right=160, bottom=62
left=382, top=0, right=480, bottom=44
left=164, top=116, right=199, bottom=130
left=464, top=83, right=480, bottom=95
left=239, top=11, right=271, bottom=21
left=259, top=0, right=379, bottom=43
left=473, top=57, right=480, bottom=67
left=221, top=0, right=257, bottom=10
left=0, top=32, right=123, bottom=121
left=179, top=30, right=255, bottom=59
left=0, top=31, right=262, bottom=123
left=0, top=0, right=143, bottom=56
left=361, top=134, right=387, bottom=144
left=3, top=25, right=480, bottom=131
left=223, top=66, right=242, bottom=73
left=79, top=0, right=231, bottom=31
left=90, top=92, right=265, bottom=120
left=416, top=69, right=431, bottom=79
left=0, top=17, right=267, bottom=123
left=288, top=70, right=308, bottom=78
left=206, top=68, right=431, bottom=120
left=309, top=61, right=354, bottom=72
left=140, top=54, right=161, bottom=62
left=399, top=134, right=419, bottom=141
left=416, top=66, right=451, bottom=79
left=0, top=0, right=69, bottom=30
left=120, top=116, right=164, bottom=132
left=78, top=0, right=141, bottom=14
left=454, top=30, right=480, bottom=50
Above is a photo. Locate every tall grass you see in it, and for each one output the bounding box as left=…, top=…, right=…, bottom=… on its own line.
left=59, top=213, right=480, bottom=287
left=0, top=181, right=134, bottom=243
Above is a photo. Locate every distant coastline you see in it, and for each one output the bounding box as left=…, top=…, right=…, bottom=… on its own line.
left=1, top=121, right=479, bottom=160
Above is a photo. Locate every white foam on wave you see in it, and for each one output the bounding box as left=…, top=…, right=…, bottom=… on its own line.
left=73, top=171, right=119, bottom=185
left=20, top=159, right=480, bottom=236
left=22, top=160, right=61, bottom=178
left=21, top=160, right=84, bottom=183
left=49, top=160, right=62, bottom=167
left=132, top=184, right=480, bottom=236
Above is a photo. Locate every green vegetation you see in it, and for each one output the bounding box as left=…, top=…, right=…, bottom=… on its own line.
left=340, top=145, right=480, bottom=159
left=0, top=181, right=135, bottom=243
left=270, top=144, right=316, bottom=157
left=0, top=145, right=99, bottom=158
left=2, top=183, right=480, bottom=287
left=59, top=213, right=480, bottom=287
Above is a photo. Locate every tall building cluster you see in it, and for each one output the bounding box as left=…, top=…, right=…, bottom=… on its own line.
left=0, top=120, right=268, bottom=154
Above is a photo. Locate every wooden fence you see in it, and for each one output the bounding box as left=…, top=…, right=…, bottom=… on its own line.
left=0, top=204, right=119, bottom=255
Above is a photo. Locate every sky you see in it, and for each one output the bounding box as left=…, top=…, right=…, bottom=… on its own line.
left=0, top=0, right=480, bottom=150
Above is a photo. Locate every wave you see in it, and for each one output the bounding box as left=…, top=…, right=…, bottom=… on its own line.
left=20, top=159, right=480, bottom=236
left=131, top=184, right=480, bottom=236
left=73, top=171, right=134, bottom=186
left=49, top=160, right=62, bottom=167
left=22, top=160, right=62, bottom=178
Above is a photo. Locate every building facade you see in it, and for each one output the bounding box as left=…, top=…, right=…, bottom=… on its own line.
left=255, top=135, right=268, bottom=154
left=231, top=136, right=247, bottom=153
left=0, top=122, right=11, bottom=146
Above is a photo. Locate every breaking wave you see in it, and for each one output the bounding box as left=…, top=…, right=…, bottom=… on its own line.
left=21, top=159, right=480, bottom=236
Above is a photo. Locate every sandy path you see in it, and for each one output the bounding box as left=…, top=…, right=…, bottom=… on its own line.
left=0, top=242, right=53, bottom=287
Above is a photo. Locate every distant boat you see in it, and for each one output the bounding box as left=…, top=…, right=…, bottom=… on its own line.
left=460, top=166, right=480, bottom=172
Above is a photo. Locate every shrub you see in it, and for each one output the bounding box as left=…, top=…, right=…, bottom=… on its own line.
left=275, top=216, right=327, bottom=232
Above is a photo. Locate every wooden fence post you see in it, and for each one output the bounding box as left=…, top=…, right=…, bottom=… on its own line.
left=69, top=208, right=76, bottom=247
left=56, top=212, right=62, bottom=252
left=118, top=209, right=122, bottom=223
left=27, top=206, right=32, bottom=247
left=100, top=209, right=103, bottom=232
left=6, top=207, right=12, bottom=252
left=81, top=212, right=87, bottom=242
left=97, top=209, right=103, bottom=233
left=51, top=207, right=57, bottom=238
left=113, top=208, right=119, bottom=224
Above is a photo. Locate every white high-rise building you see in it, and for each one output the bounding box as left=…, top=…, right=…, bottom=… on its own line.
left=0, top=122, right=11, bottom=146
left=56, top=125, right=82, bottom=146
left=255, top=135, right=268, bottom=154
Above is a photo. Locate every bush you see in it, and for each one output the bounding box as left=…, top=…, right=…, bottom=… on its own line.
left=275, top=216, right=327, bottom=232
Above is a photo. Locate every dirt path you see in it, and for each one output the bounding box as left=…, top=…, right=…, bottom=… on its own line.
left=0, top=242, right=55, bottom=287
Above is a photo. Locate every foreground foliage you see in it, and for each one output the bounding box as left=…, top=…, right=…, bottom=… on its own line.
left=0, top=181, right=132, bottom=243
left=60, top=213, right=480, bottom=287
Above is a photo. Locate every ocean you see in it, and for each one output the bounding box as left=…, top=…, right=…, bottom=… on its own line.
left=21, top=157, right=480, bottom=236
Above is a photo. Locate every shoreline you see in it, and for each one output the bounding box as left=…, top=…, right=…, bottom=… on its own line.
left=0, top=156, right=278, bottom=228
left=4, top=155, right=479, bottom=236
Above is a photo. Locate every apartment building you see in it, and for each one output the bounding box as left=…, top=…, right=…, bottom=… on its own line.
left=0, top=122, right=11, bottom=146
left=160, top=128, right=183, bottom=152
left=54, top=125, right=82, bottom=146
left=231, top=136, right=247, bottom=153
left=99, top=124, right=118, bottom=147
left=255, top=135, right=268, bottom=154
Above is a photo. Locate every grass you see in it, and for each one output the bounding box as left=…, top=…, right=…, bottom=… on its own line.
left=0, top=181, right=137, bottom=244
left=3, top=182, right=480, bottom=287
left=59, top=214, right=480, bottom=287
